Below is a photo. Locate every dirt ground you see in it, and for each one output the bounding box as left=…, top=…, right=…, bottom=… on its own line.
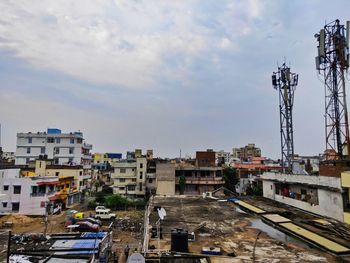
left=147, top=196, right=341, bottom=263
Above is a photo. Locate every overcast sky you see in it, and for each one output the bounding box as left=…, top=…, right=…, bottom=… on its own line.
left=0, top=0, right=350, bottom=158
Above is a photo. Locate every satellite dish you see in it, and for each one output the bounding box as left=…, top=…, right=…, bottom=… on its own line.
left=157, top=208, right=165, bottom=220
left=160, top=208, right=166, bottom=217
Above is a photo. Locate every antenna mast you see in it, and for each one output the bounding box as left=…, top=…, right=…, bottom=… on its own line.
left=315, top=19, right=350, bottom=160
left=272, top=63, right=299, bottom=173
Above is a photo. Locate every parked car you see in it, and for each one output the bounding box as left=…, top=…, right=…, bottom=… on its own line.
left=73, top=221, right=99, bottom=232
left=95, top=206, right=110, bottom=212
left=95, top=208, right=116, bottom=220
left=79, top=217, right=102, bottom=226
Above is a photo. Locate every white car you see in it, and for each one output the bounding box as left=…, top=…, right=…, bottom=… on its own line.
left=95, top=207, right=116, bottom=220
left=95, top=206, right=110, bottom=212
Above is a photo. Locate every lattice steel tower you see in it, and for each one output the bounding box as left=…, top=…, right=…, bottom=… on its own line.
left=315, top=19, right=350, bottom=160
left=272, top=63, right=299, bottom=172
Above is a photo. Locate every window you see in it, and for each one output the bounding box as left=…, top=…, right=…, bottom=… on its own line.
left=132, top=179, right=136, bottom=182
left=28, top=137, right=32, bottom=143
left=140, top=163, right=143, bottom=169
left=2, top=202, right=7, bottom=208
left=54, top=148, right=60, bottom=154
left=139, top=183, right=142, bottom=191
left=119, top=179, right=125, bottom=182
left=120, top=168, right=126, bottom=173
left=55, top=172, right=59, bottom=176
left=41, top=147, right=45, bottom=154
left=80, top=171, right=83, bottom=176
left=26, top=158, right=30, bottom=164
left=3, top=185, right=9, bottom=191
left=26, top=148, right=31, bottom=154
left=56, top=138, right=61, bottom=143
left=148, top=179, right=153, bottom=184
left=54, top=158, right=59, bottom=164
left=69, top=148, right=74, bottom=154
left=119, top=187, right=125, bottom=190
left=47, top=137, right=54, bottom=143
left=13, top=186, right=21, bottom=194
left=66, top=184, right=69, bottom=188
left=69, top=158, right=73, bottom=163
left=139, top=171, right=143, bottom=180
left=128, top=185, right=135, bottom=191
left=12, top=202, right=20, bottom=212
left=77, top=138, right=83, bottom=144
left=70, top=138, right=74, bottom=144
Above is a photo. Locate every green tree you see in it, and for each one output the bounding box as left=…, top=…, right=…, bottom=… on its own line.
left=223, top=167, right=239, bottom=193
left=179, top=175, right=186, bottom=195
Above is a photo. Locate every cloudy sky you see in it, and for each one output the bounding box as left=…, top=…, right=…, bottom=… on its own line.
left=0, top=0, right=350, bottom=158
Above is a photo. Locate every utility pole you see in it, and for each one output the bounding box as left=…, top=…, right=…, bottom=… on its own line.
left=315, top=19, right=350, bottom=160
left=272, top=62, right=299, bottom=173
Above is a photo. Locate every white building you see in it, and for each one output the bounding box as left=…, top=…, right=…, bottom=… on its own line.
left=15, top=128, right=92, bottom=167
left=215, top=150, right=231, bottom=165
left=261, top=172, right=345, bottom=222
left=0, top=168, right=60, bottom=215
left=112, top=157, right=147, bottom=198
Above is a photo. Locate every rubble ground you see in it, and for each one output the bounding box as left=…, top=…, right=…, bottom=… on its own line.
left=148, top=195, right=339, bottom=263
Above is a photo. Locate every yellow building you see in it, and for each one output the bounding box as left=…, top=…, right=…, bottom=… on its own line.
left=341, top=171, right=350, bottom=224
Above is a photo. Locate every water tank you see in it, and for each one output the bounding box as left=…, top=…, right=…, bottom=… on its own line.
left=171, top=228, right=188, bottom=252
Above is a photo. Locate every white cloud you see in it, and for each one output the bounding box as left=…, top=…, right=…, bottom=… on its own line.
left=0, top=0, right=263, bottom=89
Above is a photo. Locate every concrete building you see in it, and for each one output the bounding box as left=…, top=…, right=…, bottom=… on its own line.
left=261, top=172, right=347, bottom=222
left=175, top=164, right=223, bottom=195
left=215, top=150, right=231, bottom=166
left=196, top=150, right=216, bottom=167
left=232, top=143, right=261, bottom=161
left=1, top=151, right=15, bottom=163
left=0, top=167, right=77, bottom=215
left=111, top=157, right=147, bottom=198
left=156, top=163, right=175, bottom=195
left=15, top=128, right=92, bottom=166
left=146, top=159, right=157, bottom=195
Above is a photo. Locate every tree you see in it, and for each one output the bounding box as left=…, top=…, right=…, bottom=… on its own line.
left=179, top=175, right=186, bottom=195
left=223, top=167, right=239, bottom=193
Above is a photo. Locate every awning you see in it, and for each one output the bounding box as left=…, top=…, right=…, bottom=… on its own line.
left=48, top=195, right=59, bottom=201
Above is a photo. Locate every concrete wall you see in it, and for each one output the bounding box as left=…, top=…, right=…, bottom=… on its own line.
left=262, top=178, right=344, bottom=221
left=156, top=163, right=175, bottom=196
left=262, top=180, right=275, bottom=199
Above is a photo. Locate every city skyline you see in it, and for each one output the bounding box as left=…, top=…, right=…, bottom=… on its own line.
left=1, top=1, right=350, bottom=158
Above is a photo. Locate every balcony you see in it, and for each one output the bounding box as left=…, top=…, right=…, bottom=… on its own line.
left=83, top=143, right=93, bottom=150
left=175, top=177, right=224, bottom=185
left=147, top=173, right=156, bottom=179
left=30, top=190, right=56, bottom=197
left=112, top=172, right=136, bottom=178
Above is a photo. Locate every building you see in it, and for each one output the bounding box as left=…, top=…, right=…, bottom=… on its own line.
left=175, top=164, right=223, bottom=195
left=232, top=143, right=261, bottom=161
left=146, top=158, right=157, bottom=195
left=0, top=167, right=77, bottom=215
left=15, top=128, right=92, bottom=166
left=111, top=157, right=147, bottom=198
left=215, top=150, right=231, bottom=166
left=1, top=151, right=15, bottom=163
left=156, top=163, right=175, bottom=196
left=196, top=149, right=216, bottom=167
left=93, top=153, right=122, bottom=169
left=261, top=171, right=349, bottom=222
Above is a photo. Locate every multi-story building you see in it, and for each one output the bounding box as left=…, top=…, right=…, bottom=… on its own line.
left=232, top=143, right=261, bottom=161
left=196, top=150, right=216, bottom=167
left=15, top=128, right=92, bottom=166
left=0, top=166, right=77, bottom=215
left=112, top=157, right=147, bottom=198
left=215, top=150, right=231, bottom=165
left=175, top=164, right=223, bottom=195
left=93, top=153, right=122, bottom=169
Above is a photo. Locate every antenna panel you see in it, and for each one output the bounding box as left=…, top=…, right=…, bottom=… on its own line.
left=319, top=29, right=325, bottom=57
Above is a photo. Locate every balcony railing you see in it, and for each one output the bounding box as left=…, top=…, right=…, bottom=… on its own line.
left=175, top=177, right=224, bottom=185
left=30, top=190, right=56, bottom=197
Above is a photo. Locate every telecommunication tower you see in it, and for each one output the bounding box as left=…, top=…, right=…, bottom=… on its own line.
left=315, top=19, right=350, bottom=160
left=272, top=63, right=299, bottom=172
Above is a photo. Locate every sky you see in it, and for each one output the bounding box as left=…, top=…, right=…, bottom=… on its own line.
left=0, top=0, right=350, bottom=159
